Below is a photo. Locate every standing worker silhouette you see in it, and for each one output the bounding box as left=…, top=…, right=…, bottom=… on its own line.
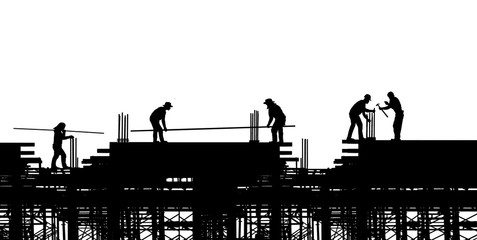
left=379, top=91, right=404, bottom=141
left=264, top=98, right=286, bottom=143
left=346, top=94, right=374, bottom=141
left=51, top=122, right=74, bottom=170
left=150, top=102, right=173, bottom=143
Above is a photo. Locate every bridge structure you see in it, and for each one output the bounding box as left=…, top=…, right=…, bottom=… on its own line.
left=1, top=112, right=477, bottom=240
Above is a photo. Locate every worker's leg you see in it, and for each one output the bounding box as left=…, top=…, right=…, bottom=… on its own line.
left=347, top=115, right=357, bottom=140
left=51, top=147, right=60, bottom=169
left=356, top=118, right=364, bottom=140
left=394, top=112, right=404, bottom=140
left=278, top=126, right=284, bottom=143
left=59, top=148, right=68, bottom=168
left=151, top=120, right=161, bottom=143
left=271, top=126, right=278, bottom=143
left=152, top=130, right=158, bottom=142
left=158, top=128, right=166, bottom=142
left=275, top=119, right=285, bottom=143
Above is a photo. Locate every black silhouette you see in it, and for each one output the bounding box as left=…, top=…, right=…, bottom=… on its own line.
left=150, top=102, right=172, bottom=143
left=264, top=98, right=286, bottom=143
left=379, top=91, right=404, bottom=140
left=132, top=125, right=296, bottom=132
left=346, top=94, right=374, bottom=141
left=5, top=102, right=477, bottom=240
left=51, top=122, right=74, bottom=169
left=14, top=127, right=104, bottom=134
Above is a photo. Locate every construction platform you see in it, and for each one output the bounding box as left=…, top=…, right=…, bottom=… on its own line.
left=1, top=140, right=477, bottom=240
left=333, top=140, right=477, bottom=187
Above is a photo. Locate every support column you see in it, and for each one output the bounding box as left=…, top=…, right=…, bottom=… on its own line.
left=321, top=187, right=331, bottom=240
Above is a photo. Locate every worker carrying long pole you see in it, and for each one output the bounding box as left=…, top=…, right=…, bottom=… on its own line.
left=131, top=125, right=295, bottom=132
left=51, top=122, right=74, bottom=170
left=378, top=91, right=404, bottom=141
left=14, top=125, right=103, bottom=169
left=150, top=102, right=173, bottom=143
left=263, top=98, right=286, bottom=143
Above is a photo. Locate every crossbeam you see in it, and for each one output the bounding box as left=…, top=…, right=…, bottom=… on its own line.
left=14, top=127, right=104, bottom=134
left=131, top=125, right=295, bottom=132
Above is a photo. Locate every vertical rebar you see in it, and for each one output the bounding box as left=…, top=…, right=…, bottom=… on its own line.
left=75, top=138, right=78, bottom=168
left=121, top=113, right=124, bottom=142
left=126, top=114, right=129, bottom=142
left=256, top=110, right=259, bottom=141
left=301, top=139, right=304, bottom=168
left=118, top=114, right=121, bottom=142
left=305, top=139, right=307, bottom=168
left=373, top=112, right=376, bottom=139
left=70, top=138, right=73, bottom=169
left=250, top=113, right=253, bottom=141
left=367, top=113, right=370, bottom=139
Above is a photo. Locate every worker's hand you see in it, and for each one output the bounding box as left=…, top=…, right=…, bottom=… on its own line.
left=266, top=125, right=270, bottom=128
left=372, top=109, right=375, bottom=113
left=379, top=107, right=383, bottom=110
left=385, top=101, right=389, bottom=105
left=69, top=135, right=74, bottom=139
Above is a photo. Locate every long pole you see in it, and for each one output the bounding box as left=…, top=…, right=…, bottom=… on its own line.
left=131, top=125, right=296, bottom=132
left=13, top=127, right=104, bottom=134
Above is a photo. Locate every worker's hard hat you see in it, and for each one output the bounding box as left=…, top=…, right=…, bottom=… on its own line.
left=387, top=92, right=394, bottom=98
left=364, top=94, right=371, bottom=101
left=164, top=102, right=173, bottom=108
left=263, top=98, right=274, bottom=105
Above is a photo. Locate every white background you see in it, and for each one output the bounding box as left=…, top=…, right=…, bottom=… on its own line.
left=1, top=1, right=477, bottom=169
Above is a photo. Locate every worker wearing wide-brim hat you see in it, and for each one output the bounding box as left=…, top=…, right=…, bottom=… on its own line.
left=264, top=98, right=286, bottom=143
left=150, top=102, right=173, bottom=143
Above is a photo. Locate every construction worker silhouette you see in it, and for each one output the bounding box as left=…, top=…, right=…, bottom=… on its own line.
left=51, top=122, right=74, bottom=169
left=379, top=91, right=404, bottom=141
left=264, top=98, right=286, bottom=143
left=347, top=94, right=374, bottom=141
left=150, top=102, right=173, bottom=143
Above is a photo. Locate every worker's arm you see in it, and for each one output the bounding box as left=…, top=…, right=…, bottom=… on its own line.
left=266, top=117, right=273, bottom=128
left=362, top=112, right=370, bottom=122
left=162, top=118, right=167, bottom=131
left=61, top=131, right=74, bottom=139
left=380, top=101, right=391, bottom=110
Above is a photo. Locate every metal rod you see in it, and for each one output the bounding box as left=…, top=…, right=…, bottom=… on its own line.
left=253, top=111, right=256, bottom=141
left=126, top=114, right=129, bottom=142
left=250, top=113, right=252, bottom=141
left=118, top=114, right=121, bottom=141
left=131, top=125, right=296, bottom=132
left=70, top=138, right=73, bottom=168
left=75, top=138, right=78, bottom=168
left=301, top=138, right=304, bottom=168
left=371, top=112, right=376, bottom=138
left=377, top=104, right=389, bottom=118
left=256, top=111, right=259, bottom=141
left=252, top=112, right=255, bottom=141
left=14, top=128, right=104, bottom=134
left=251, top=112, right=254, bottom=141
left=307, top=139, right=309, bottom=168
left=121, top=113, right=124, bottom=142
